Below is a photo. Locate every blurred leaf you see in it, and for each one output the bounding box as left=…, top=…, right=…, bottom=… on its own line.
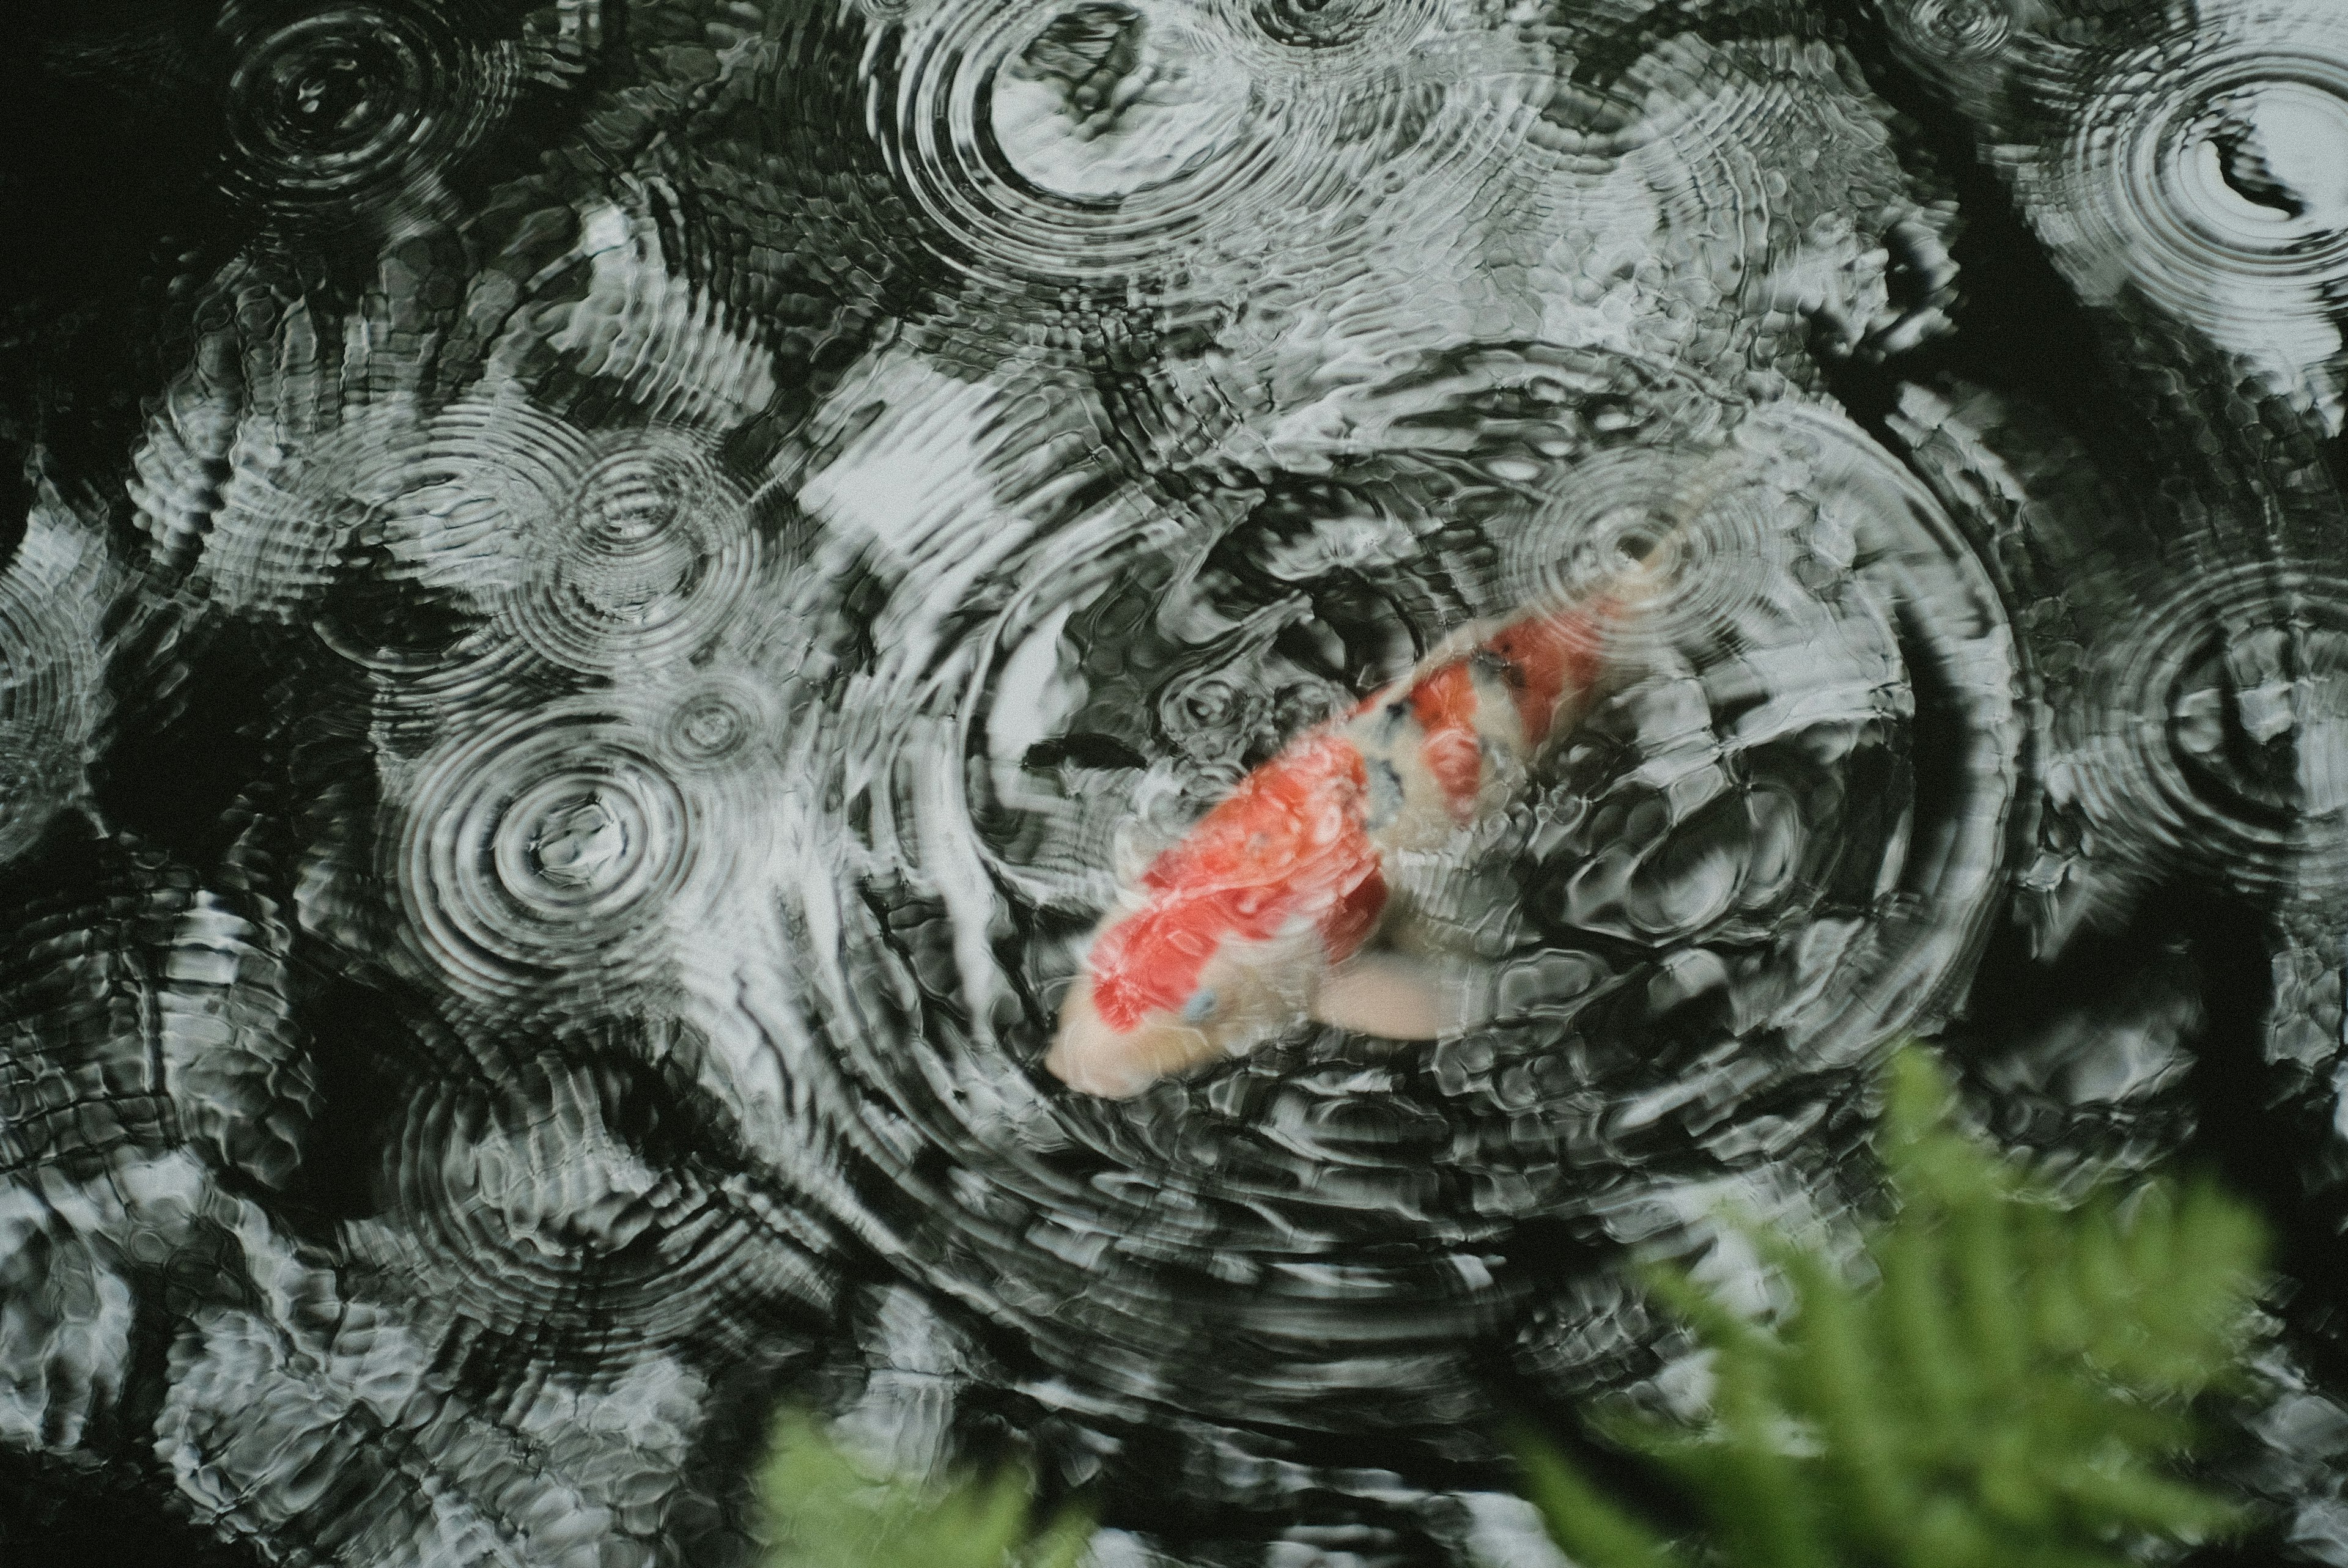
left=1507, top=1424, right=1687, bottom=1568
left=756, top=1411, right=1090, bottom=1568
left=1502, top=1043, right=2269, bottom=1568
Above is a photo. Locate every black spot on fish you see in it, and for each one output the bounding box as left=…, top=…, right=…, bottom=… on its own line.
left=1366, top=756, right=1405, bottom=829
left=1471, top=646, right=1519, bottom=690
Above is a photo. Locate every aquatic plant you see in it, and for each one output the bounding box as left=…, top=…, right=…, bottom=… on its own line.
left=755, top=1411, right=1090, bottom=1568
left=1508, top=1045, right=2269, bottom=1568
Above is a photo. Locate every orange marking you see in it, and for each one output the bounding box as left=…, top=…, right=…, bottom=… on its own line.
left=1481, top=597, right=1614, bottom=749
left=1088, top=731, right=1384, bottom=1032
left=1409, top=659, right=1483, bottom=817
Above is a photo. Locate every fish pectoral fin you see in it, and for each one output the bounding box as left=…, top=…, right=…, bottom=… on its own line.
left=1310, top=952, right=1495, bottom=1041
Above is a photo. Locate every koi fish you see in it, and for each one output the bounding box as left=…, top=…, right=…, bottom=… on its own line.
left=1046, top=556, right=1669, bottom=1098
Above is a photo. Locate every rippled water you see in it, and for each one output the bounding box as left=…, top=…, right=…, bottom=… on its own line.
left=7, top=0, right=2348, bottom=1563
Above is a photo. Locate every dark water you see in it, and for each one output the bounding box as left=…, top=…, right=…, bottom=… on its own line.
left=4, top=1, right=2348, bottom=1563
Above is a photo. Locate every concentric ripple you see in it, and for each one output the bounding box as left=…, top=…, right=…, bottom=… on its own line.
left=356, top=1042, right=788, bottom=1347
left=500, top=431, right=761, bottom=679
left=890, top=0, right=1288, bottom=285
left=339, top=406, right=762, bottom=685
left=360, top=400, right=587, bottom=609
left=0, top=509, right=113, bottom=869
left=1496, top=441, right=1802, bottom=657
left=388, top=700, right=712, bottom=1017
left=1206, top=0, right=1445, bottom=76
left=657, top=671, right=783, bottom=773
left=2042, top=4, right=2348, bottom=402
left=2058, top=562, right=2348, bottom=899
left=218, top=0, right=520, bottom=223
left=883, top=0, right=1442, bottom=290
left=1882, top=0, right=2011, bottom=67
left=988, top=3, right=1255, bottom=202
left=859, top=353, right=2025, bottom=1523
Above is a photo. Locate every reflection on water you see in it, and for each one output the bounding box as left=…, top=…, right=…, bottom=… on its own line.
left=4, top=0, right=2348, bottom=1562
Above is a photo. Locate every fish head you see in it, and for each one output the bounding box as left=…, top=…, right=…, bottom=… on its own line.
left=1046, top=927, right=1326, bottom=1098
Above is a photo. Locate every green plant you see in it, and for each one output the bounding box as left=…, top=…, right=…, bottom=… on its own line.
left=1507, top=1045, right=2270, bottom=1568
left=756, top=1411, right=1090, bottom=1568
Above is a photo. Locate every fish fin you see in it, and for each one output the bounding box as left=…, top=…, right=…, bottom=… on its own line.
left=1310, top=952, right=1496, bottom=1041
left=1047, top=991, right=1218, bottom=1099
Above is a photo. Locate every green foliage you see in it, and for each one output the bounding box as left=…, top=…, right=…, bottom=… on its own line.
left=756, top=1412, right=1090, bottom=1568
left=1508, top=1045, right=2270, bottom=1568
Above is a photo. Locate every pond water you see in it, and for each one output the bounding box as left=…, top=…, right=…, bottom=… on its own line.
left=5, top=1, right=2348, bottom=1563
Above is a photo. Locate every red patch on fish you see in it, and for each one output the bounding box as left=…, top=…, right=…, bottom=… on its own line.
left=1087, top=731, right=1386, bottom=1032
left=1483, top=599, right=1614, bottom=749
left=1408, top=659, right=1484, bottom=819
